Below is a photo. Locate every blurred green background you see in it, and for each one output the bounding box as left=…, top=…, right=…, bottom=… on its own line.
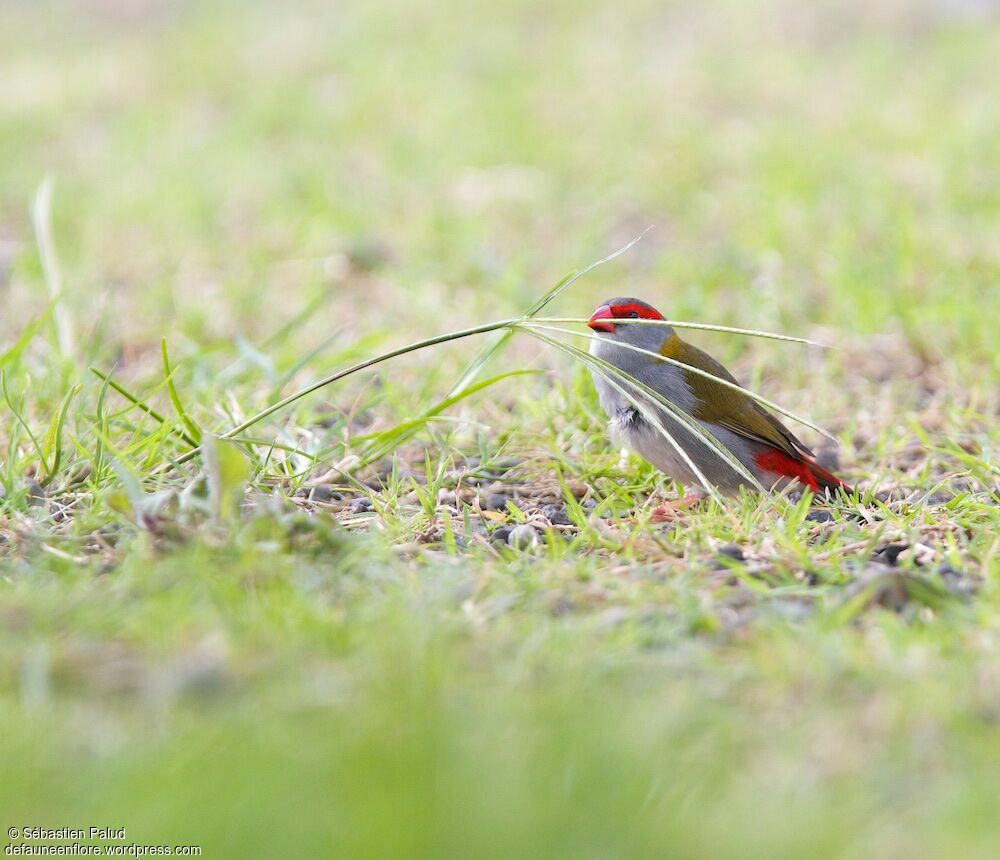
left=3, top=0, right=999, bottom=364
left=1, top=0, right=999, bottom=857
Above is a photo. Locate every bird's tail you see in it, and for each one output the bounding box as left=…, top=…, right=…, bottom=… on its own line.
left=805, top=458, right=852, bottom=494
left=755, top=449, right=851, bottom=494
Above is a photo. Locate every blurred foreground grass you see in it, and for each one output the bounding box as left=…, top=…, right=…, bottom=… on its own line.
left=1, top=0, right=999, bottom=856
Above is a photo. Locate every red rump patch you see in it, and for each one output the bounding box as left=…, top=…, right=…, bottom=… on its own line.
left=610, top=302, right=663, bottom=320
left=754, top=449, right=849, bottom=493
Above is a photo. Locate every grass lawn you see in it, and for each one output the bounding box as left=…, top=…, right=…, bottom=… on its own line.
left=1, top=0, right=999, bottom=856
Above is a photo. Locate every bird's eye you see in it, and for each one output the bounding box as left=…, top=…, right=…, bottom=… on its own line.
left=626, top=311, right=640, bottom=319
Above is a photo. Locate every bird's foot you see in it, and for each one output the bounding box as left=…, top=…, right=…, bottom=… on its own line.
left=649, top=492, right=707, bottom=523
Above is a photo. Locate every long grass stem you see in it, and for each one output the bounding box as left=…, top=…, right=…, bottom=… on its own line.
left=170, top=318, right=522, bottom=467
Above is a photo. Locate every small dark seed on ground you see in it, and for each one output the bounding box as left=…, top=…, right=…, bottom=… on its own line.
left=541, top=504, right=572, bottom=526
left=492, top=525, right=514, bottom=543
left=799, top=569, right=821, bottom=586
left=872, top=542, right=908, bottom=566
left=806, top=509, right=834, bottom=523
left=717, top=543, right=745, bottom=562
left=26, top=479, right=46, bottom=506
left=485, top=493, right=509, bottom=511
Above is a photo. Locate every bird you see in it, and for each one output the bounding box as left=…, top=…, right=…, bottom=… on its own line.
left=586, top=297, right=850, bottom=503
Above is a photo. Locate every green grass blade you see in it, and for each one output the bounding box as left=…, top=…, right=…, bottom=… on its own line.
left=524, top=322, right=837, bottom=442
left=165, top=241, right=649, bottom=470
left=1, top=369, right=50, bottom=476
left=529, top=317, right=828, bottom=348
left=42, top=383, right=82, bottom=487
left=202, top=434, right=251, bottom=524
left=170, top=318, right=522, bottom=467
left=90, top=367, right=200, bottom=449
left=525, top=229, right=651, bottom=318
left=448, top=329, right=518, bottom=400
left=161, top=338, right=203, bottom=444
left=449, top=234, right=649, bottom=397
left=92, top=364, right=113, bottom=482
left=356, top=369, right=541, bottom=466
left=268, top=332, right=341, bottom=400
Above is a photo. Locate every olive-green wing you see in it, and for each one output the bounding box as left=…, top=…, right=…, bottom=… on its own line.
left=672, top=341, right=813, bottom=459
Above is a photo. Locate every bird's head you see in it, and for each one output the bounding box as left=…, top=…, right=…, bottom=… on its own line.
left=587, top=297, right=672, bottom=353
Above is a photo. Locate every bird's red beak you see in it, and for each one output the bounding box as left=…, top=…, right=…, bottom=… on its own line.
left=588, top=305, right=615, bottom=333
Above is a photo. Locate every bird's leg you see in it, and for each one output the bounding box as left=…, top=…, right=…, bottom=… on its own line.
left=649, top=490, right=708, bottom=522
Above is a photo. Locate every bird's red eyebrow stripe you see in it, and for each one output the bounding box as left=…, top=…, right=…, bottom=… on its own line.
left=610, top=302, right=663, bottom=320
